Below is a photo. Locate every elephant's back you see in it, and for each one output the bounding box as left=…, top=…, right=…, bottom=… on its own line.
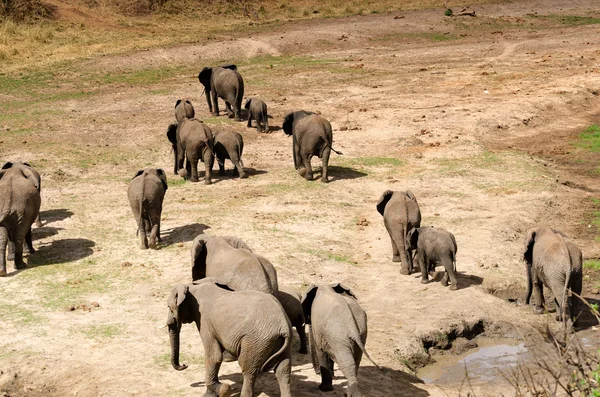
left=383, top=195, right=417, bottom=224
left=182, top=119, right=212, bottom=143
left=0, top=174, right=40, bottom=222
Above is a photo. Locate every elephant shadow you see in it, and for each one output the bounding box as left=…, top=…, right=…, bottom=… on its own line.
left=39, top=208, right=74, bottom=225
left=267, top=125, right=281, bottom=132
left=32, top=226, right=63, bottom=241
left=7, top=238, right=96, bottom=276
left=325, top=166, right=367, bottom=181
left=413, top=271, right=483, bottom=290
left=205, top=364, right=429, bottom=396
left=211, top=167, right=267, bottom=183
left=575, top=296, right=600, bottom=330
left=162, top=223, right=210, bottom=246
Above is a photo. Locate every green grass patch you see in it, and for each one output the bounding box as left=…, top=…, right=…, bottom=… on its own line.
left=0, top=303, right=44, bottom=325
left=584, top=260, right=600, bottom=270
left=168, top=178, right=187, bottom=187
left=374, top=32, right=458, bottom=43
left=100, top=66, right=187, bottom=86
left=577, top=124, right=600, bottom=152
left=529, top=14, right=600, bottom=26
left=304, top=248, right=354, bottom=264
left=80, top=324, right=122, bottom=339
left=237, top=54, right=336, bottom=68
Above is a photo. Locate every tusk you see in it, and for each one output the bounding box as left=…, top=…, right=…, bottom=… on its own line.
left=157, top=324, right=168, bottom=329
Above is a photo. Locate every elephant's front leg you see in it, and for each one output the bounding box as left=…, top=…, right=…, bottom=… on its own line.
left=419, top=254, right=430, bottom=284
left=12, top=234, right=26, bottom=270
left=302, top=154, right=314, bottom=181
left=247, top=112, right=253, bottom=128
left=224, top=102, right=234, bottom=118
left=148, top=224, right=159, bottom=250
left=275, top=356, right=292, bottom=397
left=24, top=228, right=35, bottom=254
left=35, top=213, right=42, bottom=228
left=532, top=271, right=545, bottom=314
left=297, top=325, right=308, bottom=354
left=441, top=260, right=458, bottom=290
left=211, top=91, right=219, bottom=116
left=0, top=227, right=8, bottom=276
left=336, top=350, right=361, bottom=397
left=138, top=216, right=148, bottom=249
left=318, top=353, right=334, bottom=392
left=203, top=339, right=231, bottom=397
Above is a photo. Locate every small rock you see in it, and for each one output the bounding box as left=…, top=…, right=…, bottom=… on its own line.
left=434, top=213, right=440, bottom=216
left=121, top=261, right=132, bottom=268
left=339, top=126, right=348, bottom=131
left=414, top=152, right=423, bottom=159
left=592, top=289, right=599, bottom=295
left=177, top=242, right=184, bottom=247
left=363, top=253, right=371, bottom=260
left=67, top=306, right=76, bottom=311
left=356, top=217, right=369, bottom=226
left=91, top=302, right=100, bottom=308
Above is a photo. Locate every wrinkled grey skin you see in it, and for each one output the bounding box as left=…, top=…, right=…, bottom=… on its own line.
left=276, top=287, right=308, bottom=354
left=301, top=283, right=379, bottom=397
left=166, top=99, right=214, bottom=184
left=198, top=64, right=244, bottom=121
left=2, top=162, right=42, bottom=227
left=377, top=190, right=422, bottom=275
left=282, top=110, right=341, bottom=183
left=212, top=130, right=245, bottom=178
left=524, top=226, right=583, bottom=324
left=244, top=97, right=268, bottom=132
left=407, top=226, right=458, bottom=290
left=0, top=166, right=41, bottom=276
left=190, top=235, right=278, bottom=295
left=127, top=168, right=167, bottom=250
left=167, top=279, right=292, bottom=397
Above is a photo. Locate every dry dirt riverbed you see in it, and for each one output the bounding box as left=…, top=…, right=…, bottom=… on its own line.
left=1, top=0, right=600, bottom=396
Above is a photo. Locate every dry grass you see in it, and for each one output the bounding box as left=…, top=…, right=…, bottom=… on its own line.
left=0, top=0, right=502, bottom=72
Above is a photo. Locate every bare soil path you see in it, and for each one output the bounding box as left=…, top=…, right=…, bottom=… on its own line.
left=1, top=1, right=599, bottom=396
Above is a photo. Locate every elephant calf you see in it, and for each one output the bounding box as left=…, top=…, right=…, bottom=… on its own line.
left=245, top=97, right=269, bottom=132
left=301, top=283, right=379, bottom=397
left=166, top=99, right=214, bottom=184
left=167, top=279, right=292, bottom=397
left=0, top=165, right=41, bottom=276
left=212, top=130, right=245, bottom=178
left=276, top=287, right=308, bottom=354
left=283, top=110, right=342, bottom=183
left=127, top=168, right=167, bottom=249
left=407, top=226, right=458, bottom=290
left=376, top=190, right=422, bottom=275
left=524, top=226, right=583, bottom=324
left=2, top=162, right=42, bottom=227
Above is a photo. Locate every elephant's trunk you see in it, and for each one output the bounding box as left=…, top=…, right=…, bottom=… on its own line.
left=168, top=322, right=188, bottom=371
left=525, top=262, right=533, bottom=305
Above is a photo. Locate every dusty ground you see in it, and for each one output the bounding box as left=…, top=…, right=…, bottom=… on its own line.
left=1, top=0, right=600, bottom=396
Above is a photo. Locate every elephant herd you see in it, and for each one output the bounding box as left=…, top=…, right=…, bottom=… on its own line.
left=0, top=62, right=586, bottom=396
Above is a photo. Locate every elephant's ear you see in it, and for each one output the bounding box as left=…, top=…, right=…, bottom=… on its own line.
left=221, top=64, right=237, bottom=71
left=223, top=236, right=252, bottom=251
left=184, top=100, right=195, bottom=119
left=376, top=190, right=394, bottom=216
left=167, top=123, right=178, bottom=145
left=168, top=284, right=189, bottom=313
left=301, top=284, right=319, bottom=325
left=244, top=98, right=251, bottom=110
left=175, top=99, right=182, bottom=109
left=330, top=283, right=357, bottom=300
left=215, top=282, right=235, bottom=292
left=198, top=67, right=212, bottom=89
left=523, top=228, right=537, bottom=265
left=405, top=190, right=418, bottom=204
left=191, top=236, right=208, bottom=281
left=19, top=167, right=39, bottom=190
left=156, top=169, right=168, bottom=191
left=0, top=169, right=6, bottom=180
left=1, top=162, right=13, bottom=170
left=282, top=112, right=294, bottom=136
left=132, top=170, right=144, bottom=180
left=406, top=228, right=419, bottom=250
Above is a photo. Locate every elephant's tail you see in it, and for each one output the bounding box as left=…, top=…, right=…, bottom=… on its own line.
left=309, top=325, right=321, bottom=374
left=235, top=72, right=245, bottom=111
left=136, top=171, right=150, bottom=236
left=351, top=335, right=381, bottom=370
left=261, top=330, right=290, bottom=373
left=525, top=262, right=533, bottom=305
left=561, top=262, right=572, bottom=325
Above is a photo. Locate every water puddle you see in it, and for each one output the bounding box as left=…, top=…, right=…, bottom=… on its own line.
left=418, top=337, right=528, bottom=384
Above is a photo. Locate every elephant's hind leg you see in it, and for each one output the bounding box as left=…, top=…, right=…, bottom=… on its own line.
left=318, top=354, right=335, bottom=392
left=0, top=227, right=7, bottom=276
left=203, top=342, right=231, bottom=397
left=297, top=324, right=308, bottom=354
left=320, top=148, right=331, bottom=183
left=239, top=371, right=258, bottom=397
left=275, top=357, right=292, bottom=397
left=24, top=228, right=35, bottom=254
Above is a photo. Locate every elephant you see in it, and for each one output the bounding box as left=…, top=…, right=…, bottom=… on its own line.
left=127, top=168, right=167, bottom=249
left=2, top=162, right=42, bottom=227
left=166, top=99, right=214, bottom=184
left=523, top=226, right=583, bottom=324
left=276, top=287, right=308, bottom=354
left=376, top=190, right=422, bottom=275
left=301, top=283, right=379, bottom=397
left=0, top=165, right=41, bottom=276
left=244, top=97, right=268, bottom=132
left=190, top=235, right=278, bottom=295
left=167, top=278, right=292, bottom=397
left=212, top=130, right=245, bottom=178
left=406, top=226, right=458, bottom=290
left=282, top=110, right=342, bottom=183
left=198, top=64, right=244, bottom=121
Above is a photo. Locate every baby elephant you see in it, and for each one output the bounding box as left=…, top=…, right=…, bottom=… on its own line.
left=276, top=287, right=308, bottom=354
left=212, top=130, right=245, bottom=178
left=301, top=283, right=379, bottom=397
left=127, top=168, right=167, bottom=249
left=245, top=97, right=269, bottom=132
left=407, top=226, right=458, bottom=290
left=2, top=162, right=42, bottom=227
left=167, top=279, right=292, bottom=397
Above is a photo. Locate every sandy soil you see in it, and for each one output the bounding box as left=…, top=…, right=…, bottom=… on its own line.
left=1, top=0, right=600, bottom=396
